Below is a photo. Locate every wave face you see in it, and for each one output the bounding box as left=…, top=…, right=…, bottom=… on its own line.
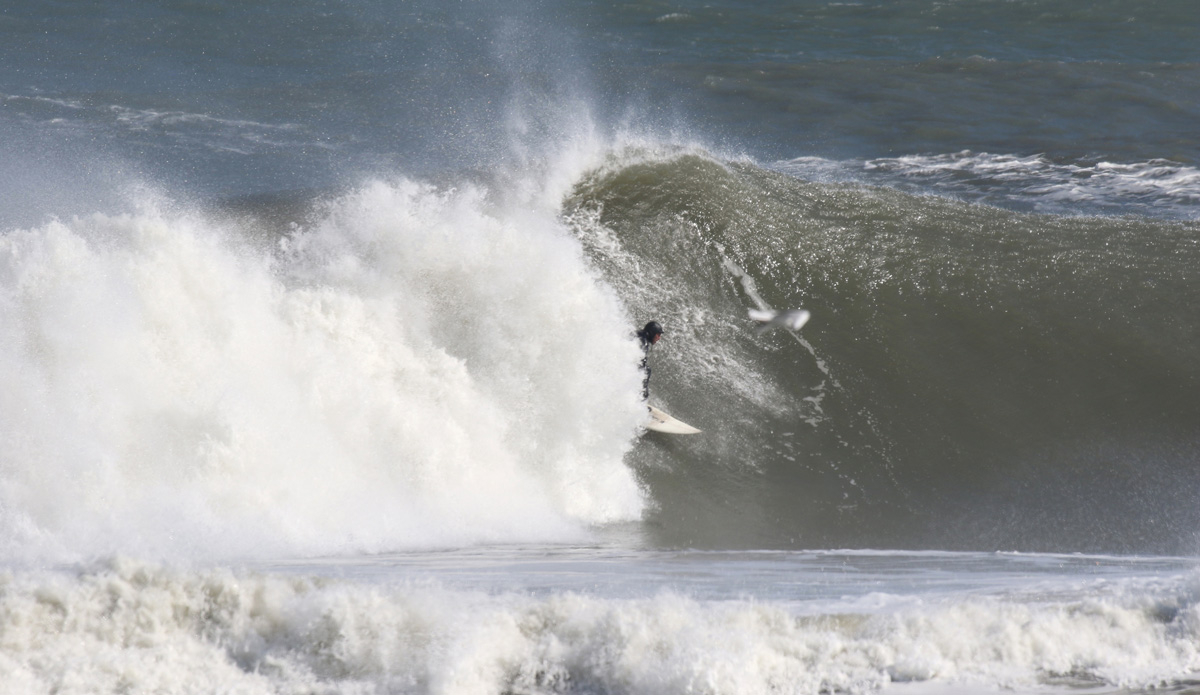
left=567, top=146, right=1200, bottom=554
left=0, top=179, right=647, bottom=563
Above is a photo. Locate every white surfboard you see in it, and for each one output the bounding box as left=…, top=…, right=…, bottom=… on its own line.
left=748, top=308, right=810, bottom=335
left=646, top=406, right=702, bottom=435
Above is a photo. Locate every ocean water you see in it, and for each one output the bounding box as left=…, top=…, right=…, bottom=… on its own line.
left=2, top=1, right=1200, bottom=693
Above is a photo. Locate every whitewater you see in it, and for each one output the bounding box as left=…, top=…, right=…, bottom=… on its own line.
left=0, top=172, right=649, bottom=563
left=3, top=0, right=1200, bottom=693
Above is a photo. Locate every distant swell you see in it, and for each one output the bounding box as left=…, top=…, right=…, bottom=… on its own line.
left=776, top=152, right=1200, bottom=219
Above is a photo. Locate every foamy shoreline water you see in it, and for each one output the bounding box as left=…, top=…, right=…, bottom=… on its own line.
left=3, top=550, right=1198, bottom=695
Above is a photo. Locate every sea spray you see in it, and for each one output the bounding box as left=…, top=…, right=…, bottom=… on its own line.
left=0, top=179, right=647, bottom=563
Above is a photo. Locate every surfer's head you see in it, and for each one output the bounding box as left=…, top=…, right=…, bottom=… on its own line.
left=642, top=321, right=663, bottom=343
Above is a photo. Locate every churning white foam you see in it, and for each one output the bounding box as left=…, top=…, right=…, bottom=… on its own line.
left=0, top=177, right=648, bottom=563
left=3, top=558, right=1199, bottom=695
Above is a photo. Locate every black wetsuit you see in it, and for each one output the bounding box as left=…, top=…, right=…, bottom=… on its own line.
left=636, top=328, right=656, bottom=401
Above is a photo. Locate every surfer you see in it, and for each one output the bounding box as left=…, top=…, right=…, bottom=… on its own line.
left=636, top=321, right=663, bottom=401
left=635, top=321, right=701, bottom=434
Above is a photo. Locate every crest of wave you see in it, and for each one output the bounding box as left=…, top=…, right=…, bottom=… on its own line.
left=0, top=178, right=647, bottom=563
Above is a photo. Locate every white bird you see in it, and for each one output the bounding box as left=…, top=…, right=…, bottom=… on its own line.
left=748, top=308, right=811, bottom=335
